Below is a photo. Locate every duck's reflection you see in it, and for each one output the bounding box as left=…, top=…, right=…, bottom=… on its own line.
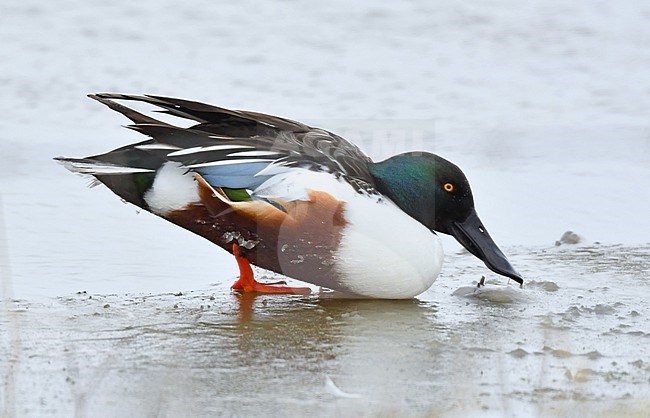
left=227, top=291, right=442, bottom=369
left=97, top=291, right=444, bottom=414
left=219, top=293, right=448, bottom=410
left=233, top=291, right=257, bottom=324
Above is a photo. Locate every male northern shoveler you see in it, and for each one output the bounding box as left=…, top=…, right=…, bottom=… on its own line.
left=56, top=94, right=523, bottom=299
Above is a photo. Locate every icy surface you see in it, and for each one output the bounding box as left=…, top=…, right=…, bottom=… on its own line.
left=1, top=0, right=650, bottom=416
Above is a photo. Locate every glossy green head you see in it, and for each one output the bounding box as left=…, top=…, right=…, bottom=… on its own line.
left=368, top=152, right=523, bottom=284
left=368, top=152, right=473, bottom=235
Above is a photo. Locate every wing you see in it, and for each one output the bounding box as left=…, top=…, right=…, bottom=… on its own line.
left=86, top=93, right=376, bottom=194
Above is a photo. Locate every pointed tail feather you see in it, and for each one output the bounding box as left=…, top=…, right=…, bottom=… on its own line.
left=88, top=94, right=168, bottom=126
left=54, top=157, right=155, bottom=175
left=54, top=156, right=157, bottom=209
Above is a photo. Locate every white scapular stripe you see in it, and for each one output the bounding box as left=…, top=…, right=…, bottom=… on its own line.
left=167, top=144, right=253, bottom=157
left=186, top=158, right=275, bottom=169
left=134, top=143, right=182, bottom=150
left=226, top=150, right=282, bottom=158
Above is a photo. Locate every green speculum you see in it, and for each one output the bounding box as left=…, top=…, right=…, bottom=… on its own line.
left=222, top=187, right=252, bottom=202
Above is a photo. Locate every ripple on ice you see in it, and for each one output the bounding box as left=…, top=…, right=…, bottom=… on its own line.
left=526, top=280, right=560, bottom=292
left=452, top=283, right=527, bottom=304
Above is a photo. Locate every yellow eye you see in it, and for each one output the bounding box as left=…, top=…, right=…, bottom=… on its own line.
left=443, top=183, right=454, bottom=192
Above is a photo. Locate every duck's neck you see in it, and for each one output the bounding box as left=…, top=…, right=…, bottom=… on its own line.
left=367, top=154, right=437, bottom=229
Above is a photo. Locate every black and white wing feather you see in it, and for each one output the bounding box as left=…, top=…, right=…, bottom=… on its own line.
left=83, top=93, right=377, bottom=193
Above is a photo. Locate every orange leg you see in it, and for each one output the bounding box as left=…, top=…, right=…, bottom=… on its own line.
left=230, top=243, right=311, bottom=295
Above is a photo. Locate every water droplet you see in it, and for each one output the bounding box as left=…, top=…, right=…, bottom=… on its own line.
left=290, top=255, right=305, bottom=264
left=241, top=240, right=258, bottom=250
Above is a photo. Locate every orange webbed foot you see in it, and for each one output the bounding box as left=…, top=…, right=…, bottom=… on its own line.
left=230, top=243, right=311, bottom=295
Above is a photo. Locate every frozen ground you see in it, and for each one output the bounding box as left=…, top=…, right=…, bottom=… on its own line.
left=1, top=0, right=649, bottom=417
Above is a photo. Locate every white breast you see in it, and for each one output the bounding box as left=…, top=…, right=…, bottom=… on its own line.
left=334, top=193, right=443, bottom=299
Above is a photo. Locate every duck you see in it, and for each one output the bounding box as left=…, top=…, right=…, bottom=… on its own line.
left=56, top=93, right=523, bottom=299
